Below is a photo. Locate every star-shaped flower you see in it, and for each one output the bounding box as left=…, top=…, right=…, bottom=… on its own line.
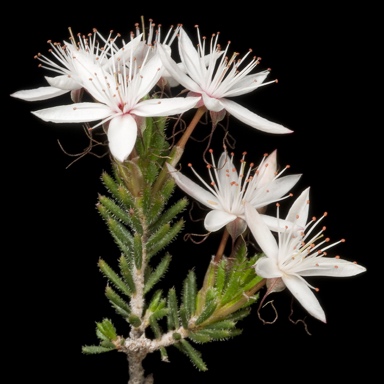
left=29, top=48, right=200, bottom=162
left=157, top=26, right=292, bottom=134
left=11, top=29, right=143, bottom=103
left=244, top=187, right=367, bottom=323
left=166, top=149, right=301, bottom=239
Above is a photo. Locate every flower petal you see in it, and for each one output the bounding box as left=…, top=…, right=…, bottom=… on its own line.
left=298, top=257, right=367, bottom=277
left=202, top=93, right=223, bottom=112
left=31, top=102, right=113, bottom=123
left=285, top=187, right=310, bottom=227
left=282, top=274, right=326, bottom=323
left=244, top=202, right=279, bottom=259
left=177, top=27, right=205, bottom=84
left=107, top=114, right=138, bottom=162
left=258, top=214, right=302, bottom=233
left=166, top=163, right=220, bottom=209
left=157, top=42, right=202, bottom=93
left=222, top=70, right=271, bottom=97
left=255, top=256, right=282, bottom=278
left=133, top=97, right=199, bottom=117
left=220, top=98, right=293, bottom=134
left=133, top=55, right=164, bottom=99
left=45, top=75, right=80, bottom=90
left=248, top=175, right=302, bottom=208
left=10, top=86, right=69, bottom=101
left=204, top=210, right=237, bottom=232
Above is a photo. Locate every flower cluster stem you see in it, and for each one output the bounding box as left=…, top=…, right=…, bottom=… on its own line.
left=213, top=229, right=230, bottom=263
left=152, top=106, right=207, bottom=194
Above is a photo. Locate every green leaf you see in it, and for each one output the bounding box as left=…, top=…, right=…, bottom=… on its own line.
left=101, top=171, right=123, bottom=203
left=149, top=316, right=162, bottom=339
left=118, top=255, right=136, bottom=294
left=159, top=347, right=169, bottom=362
left=150, top=307, right=169, bottom=322
left=215, top=259, right=227, bottom=296
left=203, top=320, right=237, bottom=330
left=178, top=339, right=207, bottom=371
left=96, top=318, right=118, bottom=340
left=167, top=288, right=179, bottom=330
left=144, top=253, right=171, bottom=294
left=148, top=289, right=163, bottom=312
left=179, top=304, right=189, bottom=329
left=98, top=259, right=132, bottom=297
left=182, top=270, right=197, bottom=321
left=225, top=308, right=251, bottom=322
left=133, top=233, right=143, bottom=270
left=150, top=196, right=188, bottom=233
left=105, top=285, right=131, bottom=318
left=104, top=217, right=134, bottom=257
left=82, top=345, right=115, bottom=354
left=147, top=219, right=184, bottom=260
left=194, top=297, right=218, bottom=326
left=191, top=328, right=242, bottom=342
left=128, top=314, right=142, bottom=327
left=98, top=195, right=131, bottom=225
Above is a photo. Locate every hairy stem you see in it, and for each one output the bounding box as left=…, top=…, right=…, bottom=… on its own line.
left=213, top=229, right=230, bottom=263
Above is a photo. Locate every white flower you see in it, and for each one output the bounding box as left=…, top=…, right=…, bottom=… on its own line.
left=30, top=48, right=200, bottom=162
left=10, top=29, right=143, bottom=103
left=166, top=149, right=301, bottom=239
left=133, top=20, right=182, bottom=88
left=157, top=26, right=292, bottom=134
left=244, top=187, right=367, bottom=323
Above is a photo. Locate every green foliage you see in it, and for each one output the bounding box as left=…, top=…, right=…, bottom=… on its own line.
left=167, top=288, right=180, bottom=330
left=194, top=295, right=218, bottom=326
left=82, top=345, right=115, bottom=354
left=182, top=270, right=197, bottom=321
left=149, top=193, right=188, bottom=233
left=118, top=255, right=136, bottom=294
left=96, top=318, right=118, bottom=340
left=144, top=254, right=172, bottom=294
left=176, top=339, right=208, bottom=371
left=84, top=116, right=266, bottom=374
left=105, top=285, right=131, bottom=318
left=98, top=195, right=131, bottom=225
left=133, top=233, right=143, bottom=269
left=146, top=219, right=185, bottom=260
left=98, top=259, right=133, bottom=297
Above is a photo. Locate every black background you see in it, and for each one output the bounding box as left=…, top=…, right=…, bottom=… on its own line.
left=5, top=4, right=376, bottom=383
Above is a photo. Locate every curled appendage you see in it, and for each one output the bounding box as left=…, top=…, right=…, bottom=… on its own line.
left=257, top=299, right=278, bottom=325
left=183, top=232, right=210, bottom=244
left=288, top=298, right=312, bottom=336
left=57, top=123, right=108, bottom=169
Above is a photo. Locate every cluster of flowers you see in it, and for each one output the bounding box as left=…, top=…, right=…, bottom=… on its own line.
left=11, top=19, right=366, bottom=324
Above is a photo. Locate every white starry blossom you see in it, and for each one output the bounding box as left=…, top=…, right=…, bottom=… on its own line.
left=10, top=29, right=144, bottom=103
left=29, top=47, right=200, bottom=162
left=10, top=20, right=183, bottom=104
left=244, top=187, right=367, bottom=323
left=157, top=26, right=292, bottom=133
left=166, top=149, right=301, bottom=239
